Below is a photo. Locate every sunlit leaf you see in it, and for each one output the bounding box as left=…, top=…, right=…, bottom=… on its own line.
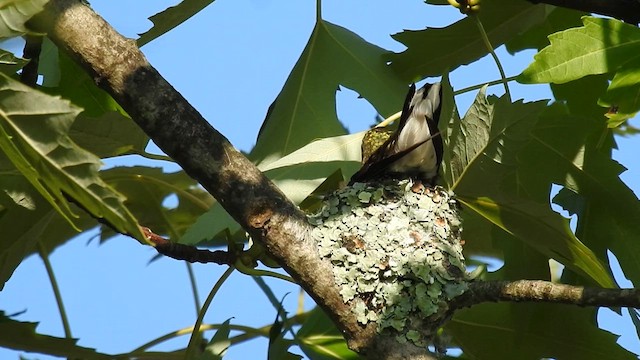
left=251, top=20, right=406, bottom=164
left=260, top=132, right=363, bottom=202
left=0, top=73, right=145, bottom=242
left=180, top=132, right=363, bottom=245
left=441, top=84, right=489, bottom=190
left=599, top=56, right=640, bottom=123
left=518, top=17, right=640, bottom=85
left=0, top=0, right=48, bottom=38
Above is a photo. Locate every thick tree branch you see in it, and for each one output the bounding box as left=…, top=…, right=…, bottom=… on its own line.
left=452, top=280, right=640, bottom=309
left=29, top=0, right=379, bottom=353
left=526, top=0, right=640, bottom=24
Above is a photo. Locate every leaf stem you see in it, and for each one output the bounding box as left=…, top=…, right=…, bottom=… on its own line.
left=316, top=0, right=322, bottom=21
left=186, top=263, right=202, bottom=316
left=125, top=312, right=310, bottom=357
left=237, top=265, right=297, bottom=283
left=184, top=266, right=235, bottom=359
left=37, top=241, right=72, bottom=339
left=453, top=75, right=519, bottom=96
left=128, top=323, right=269, bottom=355
left=473, top=14, right=511, bottom=101
left=137, top=151, right=175, bottom=162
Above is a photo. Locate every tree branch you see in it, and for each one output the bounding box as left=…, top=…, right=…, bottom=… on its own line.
left=29, top=0, right=378, bottom=353
left=452, top=280, right=640, bottom=309
left=526, top=0, right=640, bottom=24
left=142, top=227, right=234, bottom=265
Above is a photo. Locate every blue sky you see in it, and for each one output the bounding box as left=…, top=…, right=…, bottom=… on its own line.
left=1, top=1, right=639, bottom=359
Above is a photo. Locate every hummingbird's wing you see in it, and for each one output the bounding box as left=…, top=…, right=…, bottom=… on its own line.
left=349, top=82, right=443, bottom=185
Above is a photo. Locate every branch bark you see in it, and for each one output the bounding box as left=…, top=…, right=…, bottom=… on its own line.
left=29, top=0, right=378, bottom=354
left=452, top=280, right=640, bottom=310
left=526, top=0, right=640, bottom=24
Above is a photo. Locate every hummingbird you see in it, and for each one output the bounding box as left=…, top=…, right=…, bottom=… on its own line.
left=349, top=82, right=443, bottom=186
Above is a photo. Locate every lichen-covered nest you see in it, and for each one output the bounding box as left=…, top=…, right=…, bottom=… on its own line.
left=308, top=180, right=467, bottom=346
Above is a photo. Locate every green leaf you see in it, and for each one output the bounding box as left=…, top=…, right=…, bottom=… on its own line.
left=388, top=0, right=550, bottom=81
left=438, top=73, right=462, bottom=189
left=461, top=195, right=611, bottom=287
left=441, top=84, right=489, bottom=190
left=598, top=56, right=640, bottom=122
left=196, top=319, right=231, bottom=360
left=260, top=132, right=363, bottom=202
left=518, top=17, right=640, bottom=85
left=522, top=105, right=640, bottom=287
left=448, top=302, right=634, bottom=359
left=0, top=200, right=53, bottom=290
left=297, top=308, right=361, bottom=360
left=0, top=312, right=112, bottom=359
left=251, top=20, right=406, bottom=164
left=38, top=37, right=60, bottom=87
left=551, top=74, right=610, bottom=118
left=0, top=0, right=48, bottom=38
left=268, top=338, right=303, bottom=360
left=101, top=166, right=211, bottom=242
left=0, top=48, right=27, bottom=75
left=69, top=112, right=149, bottom=159
left=449, top=236, right=632, bottom=359
left=137, top=0, right=215, bottom=47
left=38, top=44, right=144, bottom=152
left=55, top=49, right=125, bottom=117
left=180, top=132, right=363, bottom=245
left=450, top=91, right=613, bottom=287
left=505, top=7, right=586, bottom=53
left=179, top=201, right=238, bottom=246
left=38, top=45, right=149, bottom=158
left=0, top=73, right=145, bottom=242
left=0, top=168, right=95, bottom=289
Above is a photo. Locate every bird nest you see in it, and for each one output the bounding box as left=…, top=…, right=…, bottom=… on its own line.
left=308, top=180, right=468, bottom=347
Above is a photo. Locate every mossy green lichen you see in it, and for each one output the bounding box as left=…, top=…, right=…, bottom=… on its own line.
left=308, top=180, right=467, bottom=347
